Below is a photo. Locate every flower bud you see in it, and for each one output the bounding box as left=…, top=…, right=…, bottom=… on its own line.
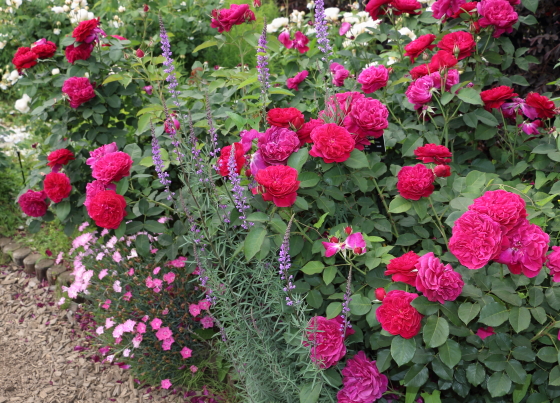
left=344, top=226, right=352, bottom=235
left=353, top=247, right=362, bottom=254
left=253, top=0, right=261, bottom=6
left=329, top=236, right=339, bottom=243
left=143, top=4, right=149, bottom=12
left=173, top=118, right=180, bottom=130
left=143, top=85, right=153, bottom=95
left=375, top=288, right=386, bottom=301
left=136, top=49, right=145, bottom=58
left=434, top=164, right=451, bottom=178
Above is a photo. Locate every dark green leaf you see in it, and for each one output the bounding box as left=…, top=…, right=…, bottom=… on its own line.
left=349, top=294, right=372, bottom=315
left=466, top=362, right=485, bottom=386
left=299, top=382, right=321, bottom=403
left=28, top=220, right=42, bottom=234
left=135, top=234, right=150, bottom=257
left=388, top=196, right=412, bottom=214
left=391, top=336, right=416, bottom=366
left=116, top=177, right=129, bottom=195
left=423, top=316, right=449, bottom=348
left=487, top=372, right=511, bottom=398
left=512, top=346, right=536, bottom=362
left=326, top=302, right=341, bottom=319
left=344, top=149, right=369, bottom=169
left=505, top=359, right=527, bottom=384
left=549, top=366, right=560, bottom=387
left=537, top=346, right=557, bottom=363
left=306, top=289, right=323, bottom=309
left=143, top=220, right=166, bottom=233
left=458, top=302, right=480, bottom=325
left=432, top=356, right=453, bottom=381
left=509, top=307, right=531, bottom=333
left=244, top=226, right=266, bottom=261
left=287, top=148, right=309, bottom=172
left=411, top=296, right=440, bottom=315
left=403, top=364, right=429, bottom=388
left=301, top=261, right=325, bottom=275
left=457, top=87, right=483, bottom=105
left=546, top=287, right=560, bottom=310
left=479, top=302, right=509, bottom=326
left=376, top=349, right=392, bottom=372
left=439, top=339, right=461, bottom=368
left=513, top=374, right=532, bottom=403
left=55, top=201, right=71, bottom=221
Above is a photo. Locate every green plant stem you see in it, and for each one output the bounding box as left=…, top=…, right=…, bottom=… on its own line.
left=428, top=196, right=449, bottom=248
left=293, top=218, right=314, bottom=244
left=372, top=178, right=400, bottom=238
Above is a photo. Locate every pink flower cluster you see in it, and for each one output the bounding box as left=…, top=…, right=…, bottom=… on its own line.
left=337, top=351, right=388, bottom=403
left=303, top=316, right=354, bottom=368
left=322, top=228, right=367, bottom=257
left=278, top=31, right=310, bottom=53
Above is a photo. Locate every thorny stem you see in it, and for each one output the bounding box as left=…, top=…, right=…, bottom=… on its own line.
left=372, top=177, right=400, bottom=238
left=428, top=195, right=449, bottom=248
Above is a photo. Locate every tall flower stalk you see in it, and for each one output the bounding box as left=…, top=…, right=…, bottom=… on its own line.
left=150, top=120, right=174, bottom=200
left=227, top=144, right=250, bottom=230
left=314, top=0, right=332, bottom=61
left=279, top=216, right=297, bottom=306
left=256, top=18, right=270, bottom=121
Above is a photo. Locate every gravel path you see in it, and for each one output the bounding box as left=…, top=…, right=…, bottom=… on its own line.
left=0, top=263, right=187, bottom=403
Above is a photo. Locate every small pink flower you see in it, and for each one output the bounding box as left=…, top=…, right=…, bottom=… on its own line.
left=146, top=276, right=155, bottom=288
left=181, top=347, right=193, bottom=359
left=150, top=248, right=158, bottom=254
left=113, top=324, right=125, bottom=338
left=322, top=239, right=346, bottom=258
left=339, top=22, right=351, bottom=36
left=278, top=30, right=293, bottom=48
left=151, top=318, right=162, bottom=330
left=198, top=300, right=211, bottom=310
left=161, top=379, right=172, bottom=389
left=476, top=326, right=495, bottom=340
left=137, top=323, right=146, bottom=334
left=122, top=319, right=136, bottom=332
left=113, top=280, right=122, bottom=293
left=330, top=62, right=349, bottom=87
left=105, top=317, right=115, bottom=328
left=162, top=308, right=169, bottom=315
left=101, top=299, right=111, bottom=310
left=112, top=251, right=122, bottom=263
left=162, top=336, right=174, bottom=351
left=286, top=70, right=309, bottom=92
left=123, top=348, right=131, bottom=357
left=141, top=315, right=149, bottom=322
left=346, top=232, right=366, bottom=255
left=292, top=31, right=310, bottom=53
left=157, top=216, right=170, bottom=223
left=127, top=268, right=134, bottom=276
left=163, top=272, right=176, bottom=284
left=156, top=326, right=173, bottom=341
left=98, top=269, right=108, bottom=279
left=200, top=316, right=214, bottom=329
left=96, top=326, right=104, bottom=335
left=189, top=304, right=201, bottom=317
left=153, top=266, right=161, bottom=274
left=123, top=291, right=132, bottom=301
left=132, top=334, right=143, bottom=348
left=190, top=365, right=198, bottom=373
left=519, top=120, right=542, bottom=135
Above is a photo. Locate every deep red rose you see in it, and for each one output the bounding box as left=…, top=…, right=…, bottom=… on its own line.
left=255, top=165, right=300, bottom=207
left=428, top=50, right=458, bottom=71
left=210, top=4, right=256, bottom=33
left=217, top=142, right=246, bottom=177
left=410, top=64, right=430, bottom=79
left=376, top=290, right=423, bottom=339
left=267, top=107, right=305, bottom=130
left=87, top=190, right=127, bottom=229
left=43, top=172, right=72, bottom=203
left=392, top=0, right=422, bottom=15
left=404, top=34, right=436, bottom=63
left=480, top=86, right=517, bottom=111
left=396, top=164, right=435, bottom=200
left=525, top=93, right=557, bottom=119
left=437, top=31, right=476, bottom=60
left=469, top=189, right=527, bottom=232
left=47, top=149, right=75, bottom=172
left=450, top=1, right=478, bottom=18
left=375, top=288, right=387, bottom=301
left=18, top=190, right=49, bottom=217
left=65, top=43, right=94, bottom=64
left=414, top=143, right=452, bottom=164
left=296, top=119, right=324, bottom=146
left=62, top=77, right=96, bottom=108
left=72, top=18, right=104, bottom=43
left=385, top=251, right=420, bottom=286
left=366, top=0, right=391, bottom=19
left=309, top=124, right=355, bottom=163
left=31, top=39, right=57, bottom=59
left=136, top=49, right=145, bottom=58
left=434, top=164, right=451, bottom=177
left=12, top=47, right=38, bottom=72
left=91, top=151, right=133, bottom=184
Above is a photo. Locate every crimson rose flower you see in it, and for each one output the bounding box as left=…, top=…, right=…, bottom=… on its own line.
left=450, top=1, right=477, bottom=18
left=547, top=246, right=560, bottom=282
left=47, top=149, right=76, bottom=172
left=72, top=18, right=105, bottom=43
left=303, top=316, right=353, bottom=368
left=437, top=31, right=475, bottom=60
left=396, top=164, right=435, bottom=200
left=267, top=107, right=305, bottom=130
left=392, top=0, right=422, bottom=15
left=217, top=142, right=246, bottom=177
left=415, top=252, right=464, bottom=304
left=210, top=4, right=256, bottom=33
left=87, top=190, right=127, bottom=229
left=385, top=251, right=420, bottom=286
left=468, top=190, right=527, bottom=231
left=406, top=75, right=435, bottom=109
left=477, top=0, right=518, bottom=38
left=337, top=351, right=388, bottom=403
left=309, top=124, right=355, bottom=163
left=84, top=180, right=110, bottom=208
left=449, top=210, right=504, bottom=269
left=365, top=0, right=391, bottom=19
left=428, top=50, right=458, bottom=71
left=404, top=34, right=436, bottom=63
left=31, top=39, right=57, bottom=59
left=414, top=143, right=452, bottom=164
left=410, top=64, right=430, bottom=79
left=343, top=98, right=389, bottom=145
left=91, top=151, right=133, bottom=184
left=480, top=86, right=518, bottom=111
left=357, top=65, right=389, bottom=94
left=12, top=47, right=38, bottom=72
left=432, top=0, right=466, bottom=19
left=434, top=164, right=451, bottom=177
left=62, top=77, right=96, bottom=108
left=376, top=290, right=423, bottom=338
left=525, top=93, right=557, bottom=119
left=18, top=189, right=48, bottom=217
left=258, top=127, right=300, bottom=165
left=296, top=118, right=324, bottom=146
left=43, top=172, right=72, bottom=203
left=65, top=43, right=94, bottom=64
left=86, top=142, right=118, bottom=167
left=255, top=165, right=300, bottom=207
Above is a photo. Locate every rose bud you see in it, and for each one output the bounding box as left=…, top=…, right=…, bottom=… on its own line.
left=375, top=288, right=386, bottom=301
left=344, top=226, right=352, bottom=235
left=143, top=4, right=149, bottom=12
left=434, top=164, right=451, bottom=178
left=253, top=0, right=261, bottom=6
left=353, top=247, right=362, bottom=254
left=136, top=49, right=145, bottom=58
left=329, top=236, right=339, bottom=243
left=143, top=85, right=153, bottom=95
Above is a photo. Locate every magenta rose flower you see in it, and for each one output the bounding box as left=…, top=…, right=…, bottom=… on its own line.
left=477, top=0, right=518, bottom=38
left=396, top=164, right=435, bottom=200
left=320, top=92, right=364, bottom=124
left=62, top=76, right=96, bottom=108
left=18, top=189, right=49, bottom=217
left=330, top=62, right=350, bottom=87
left=343, top=98, right=389, bottom=147
left=468, top=189, right=527, bottom=232
left=91, top=151, right=133, bottom=184
left=547, top=246, right=560, bottom=282
left=430, top=69, right=460, bottom=92
left=303, top=316, right=352, bottom=368
left=406, top=75, right=436, bottom=109
left=357, top=65, right=389, bottom=94
left=431, top=0, right=466, bottom=19
left=258, top=126, right=300, bottom=165
left=337, top=351, right=388, bottom=403
left=86, top=142, right=118, bottom=167
left=286, top=70, right=308, bottom=91
left=449, top=210, right=504, bottom=269
left=415, top=252, right=464, bottom=304
left=496, top=219, right=549, bottom=278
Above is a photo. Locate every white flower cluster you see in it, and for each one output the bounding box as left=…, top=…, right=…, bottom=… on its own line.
left=51, top=0, right=94, bottom=24
left=14, top=93, right=31, bottom=113
left=0, top=67, right=20, bottom=91
left=290, top=9, right=305, bottom=27
left=0, top=33, right=9, bottom=49
left=4, top=0, right=22, bottom=13
left=341, top=11, right=382, bottom=48
left=111, top=14, right=123, bottom=28
left=266, top=17, right=289, bottom=33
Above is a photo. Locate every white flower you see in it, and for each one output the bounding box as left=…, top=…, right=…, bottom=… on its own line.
left=398, top=27, right=417, bottom=41
left=342, top=12, right=358, bottom=24
left=52, top=68, right=60, bottom=75
left=118, top=5, right=125, bottom=12
left=356, top=11, right=369, bottom=21
left=75, top=8, right=89, bottom=21
left=180, top=1, right=185, bottom=4
left=0, top=84, right=7, bottom=90
left=53, top=28, right=61, bottom=35
left=387, top=56, right=398, bottom=66
left=84, top=72, right=89, bottom=78
left=13, top=0, right=21, bottom=7
left=62, top=4, right=69, bottom=11
left=324, top=7, right=340, bottom=21
left=307, top=1, right=314, bottom=9
left=51, top=5, right=63, bottom=12
left=267, top=17, right=289, bottom=33
left=8, top=70, right=19, bottom=82
left=0, top=41, right=6, bottom=50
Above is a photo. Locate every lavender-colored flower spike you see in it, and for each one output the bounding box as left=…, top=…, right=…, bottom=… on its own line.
left=150, top=120, right=174, bottom=200
left=256, top=18, right=270, bottom=101
left=314, top=0, right=333, bottom=61
left=159, top=16, right=180, bottom=108
left=205, top=93, right=219, bottom=158
left=278, top=216, right=297, bottom=306
left=227, top=144, right=250, bottom=230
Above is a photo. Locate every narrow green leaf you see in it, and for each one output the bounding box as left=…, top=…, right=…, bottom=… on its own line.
left=192, top=39, right=218, bottom=53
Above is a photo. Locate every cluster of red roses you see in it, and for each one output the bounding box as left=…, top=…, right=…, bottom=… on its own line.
left=18, top=149, right=75, bottom=217
left=11, top=39, right=57, bottom=73
left=210, top=3, right=256, bottom=33
left=65, top=18, right=106, bottom=64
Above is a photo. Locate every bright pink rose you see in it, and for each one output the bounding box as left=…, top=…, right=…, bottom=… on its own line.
left=91, top=151, right=133, bottom=184
left=330, top=62, right=350, bottom=87
left=385, top=251, right=420, bottom=286
left=520, top=120, right=543, bottom=135
left=477, top=326, right=495, bottom=340
left=47, top=148, right=75, bottom=172
left=431, top=0, right=466, bottom=19
left=62, top=77, right=95, bottom=108
left=31, top=38, right=57, bottom=58
left=376, top=290, right=422, bottom=338
left=357, top=65, right=389, bottom=94
left=86, top=142, right=118, bottom=167
left=430, top=69, right=460, bottom=92
left=210, top=4, right=256, bottom=33
left=292, top=31, right=310, bottom=53
left=396, top=164, right=435, bottom=200
left=405, top=75, right=435, bottom=109
left=339, top=22, right=352, bottom=36
left=321, top=92, right=364, bottom=124
left=267, top=107, right=305, bottom=130
left=414, top=143, right=452, bottom=164
left=304, top=316, right=348, bottom=368
left=18, top=189, right=48, bottom=217
left=469, top=190, right=527, bottom=231
left=526, top=93, right=557, bottom=119
left=428, top=50, right=458, bottom=71
left=366, top=0, right=391, bottom=19
left=72, top=18, right=105, bottom=43
left=337, top=351, right=388, bottom=403
left=217, top=143, right=246, bottom=177
left=477, top=0, right=518, bottom=38
left=286, top=70, right=308, bottom=91
left=258, top=127, right=300, bottom=165
left=547, top=246, right=560, bottom=282
left=278, top=30, right=293, bottom=48
left=43, top=172, right=72, bottom=203
left=240, top=129, right=261, bottom=153
left=309, top=123, right=355, bottom=163
left=496, top=219, right=549, bottom=278
left=392, top=0, right=422, bottom=14
left=449, top=211, right=504, bottom=269
left=343, top=98, right=389, bottom=146
left=415, top=252, right=464, bottom=304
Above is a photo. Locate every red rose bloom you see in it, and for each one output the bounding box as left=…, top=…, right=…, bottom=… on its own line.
left=43, top=172, right=72, bottom=203
left=217, top=142, right=246, bottom=177
left=12, top=47, right=38, bottom=72
left=309, top=123, right=355, bottom=163
left=428, top=50, right=458, bottom=71
left=296, top=118, right=324, bottom=146
left=385, top=251, right=420, bottom=286
left=410, top=64, right=430, bottom=79
left=91, top=151, right=133, bottom=184
left=343, top=98, right=389, bottom=145
left=18, top=189, right=49, bottom=217
left=414, top=143, right=452, bottom=164
left=47, top=149, right=76, bottom=172
left=304, top=316, right=352, bottom=368
left=415, top=252, right=464, bottom=304
left=267, top=107, right=305, bottom=130
left=477, top=0, right=518, bottom=38
left=396, top=164, right=435, bottom=200
left=65, top=43, right=94, bottom=64
left=392, top=0, right=422, bottom=14
left=404, top=34, right=436, bottom=63
left=366, top=0, right=391, bottom=19
left=437, top=31, right=476, bottom=60
left=87, top=190, right=127, bottom=229
left=525, top=93, right=557, bottom=119
left=434, top=164, right=451, bottom=177
left=469, top=190, right=527, bottom=231
left=376, top=290, right=423, bottom=339
left=31, top=39, right=57, bottom=59
left=480, top=86, right=518, bottom=111
left=62, top=77, right=96, bottom=108
left=450, top=1, right=478, bottom=18
left=210, top=4, right=256, bottom=33
left=72, top=18, right=103, bottom=43
left=255, top=165, right=300, bottom=207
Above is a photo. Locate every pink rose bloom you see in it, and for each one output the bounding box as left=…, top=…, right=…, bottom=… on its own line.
left=240, top=129, right=261, bottom=153
left=431, top=0, right=466, bottom=19
left=151, top=317, right=162, bottom=330
left=257, top=126, right=300, bottom=165
left=200, top=316, right=214, bottom=329
left=198, top=299, right=211, bottom=310
left=162, top=337, right=174, bottom=351
left=189, top=303, right=201, bottom=317
left=136, top=323, right=146, bottom=334
left=405, top=75, right=436, bottom=109
left=343, top=98, right=389, bottom=146
left=330, top=62, right=349, bottom=87
left=477, top=0, right=518, bottom=38
left=286, top=70, right=309, bottom=91
left=469, top=190, right=527, bottom=232
left=163, top=272, right=176, bottom=284
left=321, top=92, right=364, bottom=124
left=337, top=351, right=388, bottom=403
left=190, top=365, right=198, bottom=373
left=91, top=151, right=133, bottom=184
left=357, top=65, right=389, bottom=94
left=339, top=22, right=352, bottom=36
left=449, top=211, right=504, bottom=269
left=156, top=326, right=173, bottom=341
left=496, top=219, right=549, bottom=278
left=501, top=98, right=538, bottom=120
left=547, top=246, right=560, bottom=282
left=85, top=180, right=108, bottom=208
left=292, top=31, right=310, bottom=53
left=430, top=69, right=460, bottom=92
left=181, top=347, right=193, bottom=359
left=303, top=316, right=347, bottom=369
left=520, top=120, right=543, bottom=136
left=415, top=252, right=464, bottom=304
left=161, top=379, right=172, bottom=389
left=86, top=142, right=118, bottom=167
left=278, top=30, right=293, bottom=49
left=476, top=326, right=495, bottom=340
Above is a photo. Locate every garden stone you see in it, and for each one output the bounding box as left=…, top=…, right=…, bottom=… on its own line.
left=56, top=271, right=74, bottom=287
left=35, top=259, right=54, bottom=282
left=23, top=253, right=42, bottom=275
left=12, top=247, right=32, bottom=267
left=0, top=237, right=11, bottom=248
left=47, top=265, right=67, bottom=285
left=2, top=242, right=22, bottom=255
